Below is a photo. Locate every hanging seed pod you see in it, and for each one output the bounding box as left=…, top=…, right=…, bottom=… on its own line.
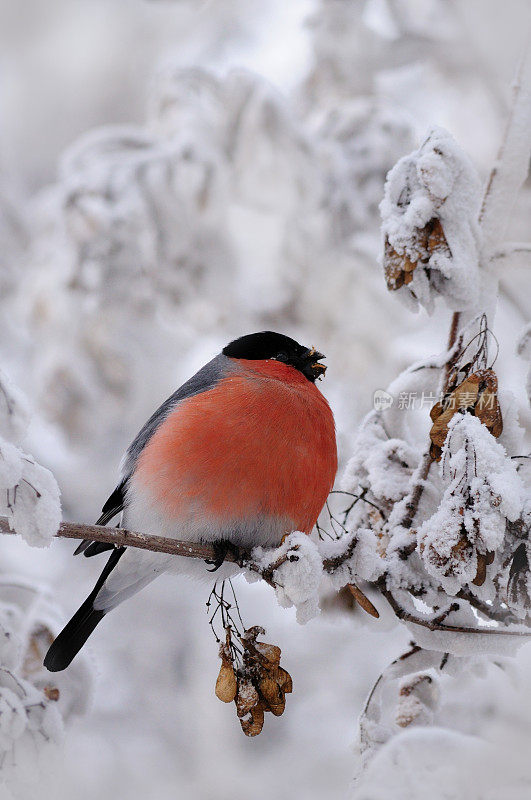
left=474, top=370, right=503, bottom=437
left=276, top=667, right=293, bottom=694
left=383, top=218, right=451, bottom=292
left=253, top=642, right=281, bottom=666
left=215, top=625, right=293, bottom=737
left=240, top=703, right=265, bottom=737
left=427, top=218, right=450, bottom=255
left=383, top=239, right=415, bottom=290
left=236, top=679, right=260, bottom=719
left=429, top=374, right=480, bottom=459
left=472, top=553, right=488, bottom=587
left=215, top=649, right=237, bottom=703
left=258, top=677, right=286, bottom=716
left=347, top=584, right=380, bottom=618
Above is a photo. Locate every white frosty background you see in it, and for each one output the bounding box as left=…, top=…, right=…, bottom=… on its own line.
left=0, top=0, right=530, bottom=798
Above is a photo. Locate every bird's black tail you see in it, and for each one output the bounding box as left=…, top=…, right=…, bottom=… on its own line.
left=44, top=547, right=125, bottom=672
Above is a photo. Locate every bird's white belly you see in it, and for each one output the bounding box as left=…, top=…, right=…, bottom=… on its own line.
left=123, top=479, right=291, bottom=548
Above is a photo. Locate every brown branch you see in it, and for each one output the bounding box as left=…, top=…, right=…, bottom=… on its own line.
left=0, top=516, right=356, bottom=589
left=443, top=312, right=461, bottom=388
left=0, top=517, right=238, bottom=563
left=399, top=451, right=434, bottom=534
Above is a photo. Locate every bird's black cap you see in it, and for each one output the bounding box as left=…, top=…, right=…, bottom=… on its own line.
left=223, top=331, right=326, bottom=382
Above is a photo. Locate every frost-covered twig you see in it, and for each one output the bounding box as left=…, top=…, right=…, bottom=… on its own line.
left=378, top=582, right=531, bottom=637
left=394, top=310, right=462, bottom=546
left=493, top=241, right=531, bottom=262
left=357, top=643, right=446, bottom=771
left=479, top=38, right=531, bottom=258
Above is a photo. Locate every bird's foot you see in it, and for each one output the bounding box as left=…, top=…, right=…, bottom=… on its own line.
left=205, top=540, right=244, bottom=572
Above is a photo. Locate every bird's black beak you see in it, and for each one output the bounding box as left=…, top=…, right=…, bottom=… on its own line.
left=303, top=347, right=327, bottom=381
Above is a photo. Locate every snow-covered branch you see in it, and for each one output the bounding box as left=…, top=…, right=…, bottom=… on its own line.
left=479, top=39, right=531, bottom=258
left=3, top=513, right=529, bottom=640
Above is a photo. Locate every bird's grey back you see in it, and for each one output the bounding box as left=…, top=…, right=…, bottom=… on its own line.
left=121, top=353, right=231, bottom=480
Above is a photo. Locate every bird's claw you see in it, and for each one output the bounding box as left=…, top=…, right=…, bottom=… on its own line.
left=205, top=541, right=242, bottom=572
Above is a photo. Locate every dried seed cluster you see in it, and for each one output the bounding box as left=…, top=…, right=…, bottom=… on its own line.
left=215, top=626, right=293, bottom=737
left=384, top=218, right=450, bottom=291
left=429, top=368, right=503, bottom=461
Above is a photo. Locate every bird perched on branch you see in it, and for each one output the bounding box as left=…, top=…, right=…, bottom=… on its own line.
left=44, top=331, right=337, bottom=672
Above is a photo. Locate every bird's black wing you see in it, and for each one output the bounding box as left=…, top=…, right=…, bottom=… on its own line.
left=73, top=481, right=126, bottom=557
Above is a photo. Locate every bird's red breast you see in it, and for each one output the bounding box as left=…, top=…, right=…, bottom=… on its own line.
left=132, top=359, right=337, bottom=535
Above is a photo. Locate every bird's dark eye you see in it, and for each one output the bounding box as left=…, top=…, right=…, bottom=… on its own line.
left=275, top=351, right=288, bottom=362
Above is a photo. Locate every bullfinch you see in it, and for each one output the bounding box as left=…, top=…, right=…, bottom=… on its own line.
left=44, top=331, right=337, bottom=672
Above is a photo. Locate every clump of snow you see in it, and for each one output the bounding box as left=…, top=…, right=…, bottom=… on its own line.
left=353, top=727, right=499, bottom=800
left=343, top=410, right=419, bottom=503
left=0, top=371, right=30, bottom=445
left=4, top=455, right=61, bottom=549
left=0, top=444, right=61, bottom=549
left=417, top=413, right=523, bottom=595
left=341, top=411, right=423, bottom=585
left=0, top=370, right=61, bottom=548
left=407, top=622, right=529, bottom=658
left=252, top=532, right=323, bottom=623
left=321, top=529, right=384, bottom=591
left=380, top=126, right=482, bottom=313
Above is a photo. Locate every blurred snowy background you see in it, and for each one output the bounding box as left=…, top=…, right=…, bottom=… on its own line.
left=0, top=0, right=530, bottom=798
